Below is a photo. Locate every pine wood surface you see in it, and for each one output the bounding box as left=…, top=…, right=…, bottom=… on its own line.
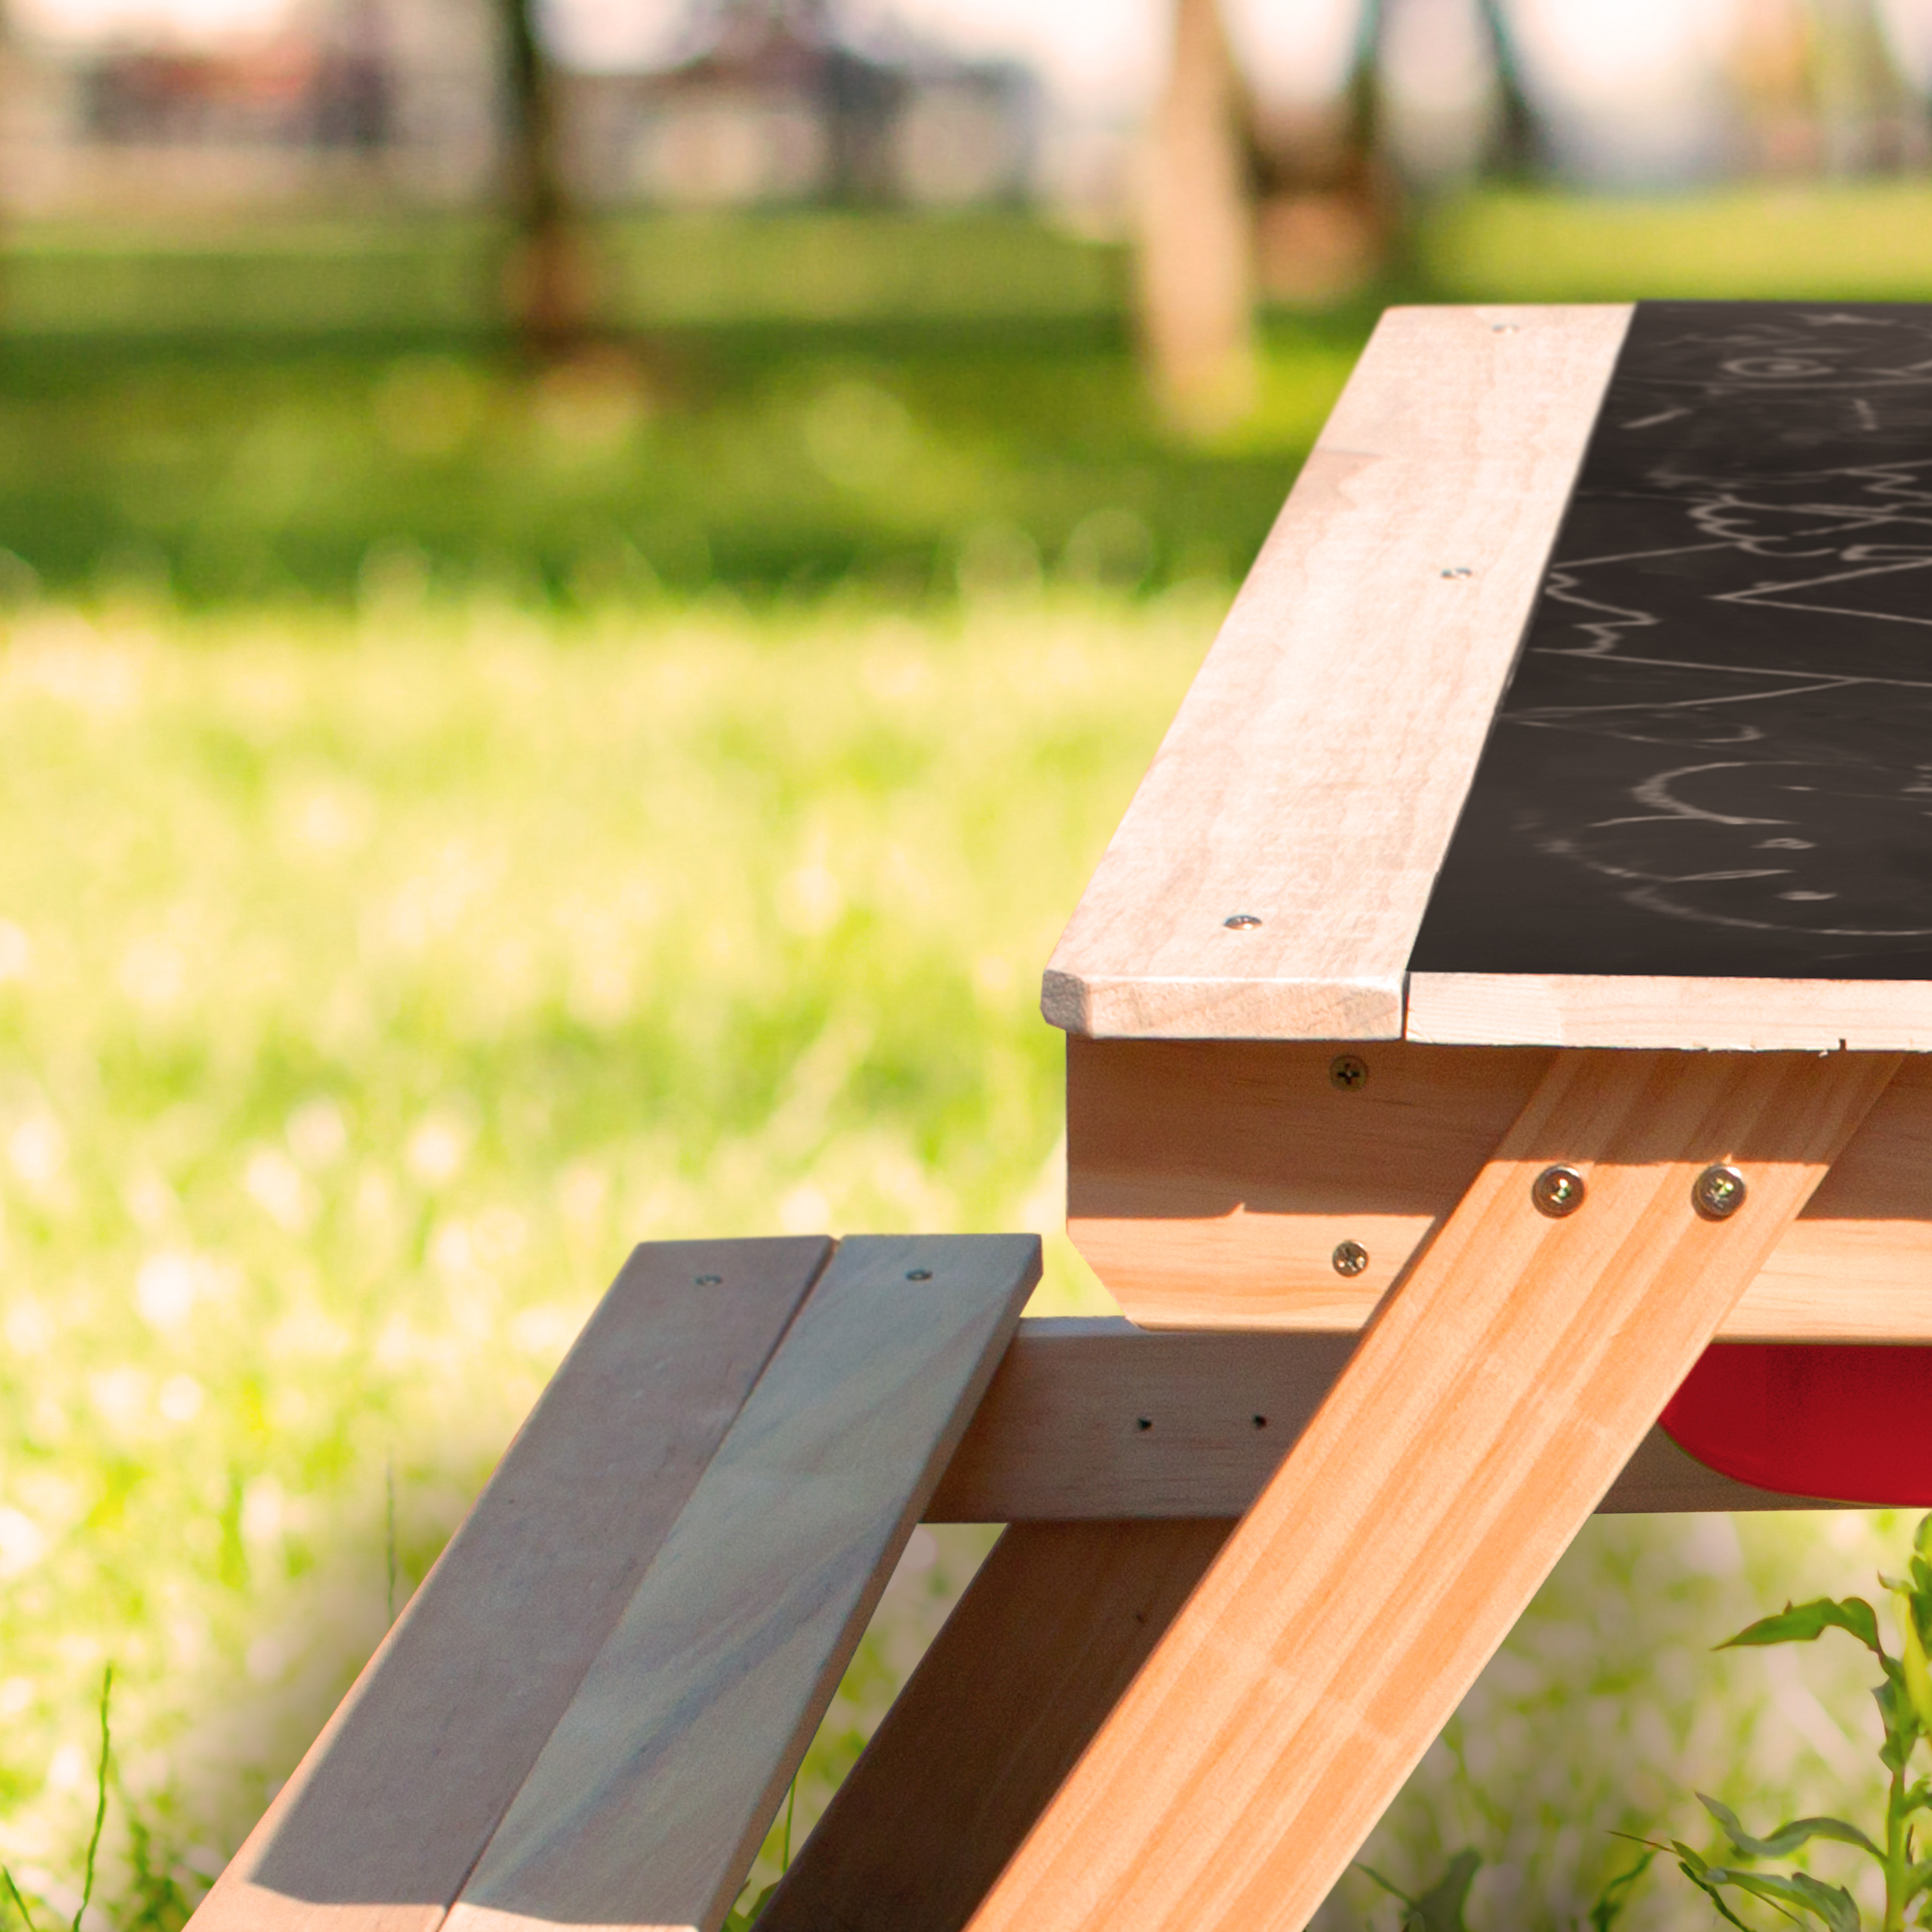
left=1040, top=303, right=1631, bottom=1043
left=187, top=1237, right=833, bottom=1932
left=445, top=1234, right=1041, bottom=1932
left=1068, top=1037, right=1932, bottom=1338
left=759, top=1520, right=1231, bottom=1932
left=1406, top=972, right=1932, bottom=1053
left=967, top=1050, right=1895, bottom=1932
left=924, top=1318, right=1857, bottom=1521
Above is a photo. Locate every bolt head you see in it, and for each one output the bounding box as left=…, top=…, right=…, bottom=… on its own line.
left=1224, top=913, right=1263, bottom=929
left=695, top=1273, right=723, bottom=1285
left=1531, top=1164, right=1586, bottom=1218
left=905, top=1267, right=934, bottom=1281
left=1692, top=1165, right=1747, bottom=1220
left=1332, top=1240, right=1369, bottom=1278
left=1329, top=1054, right=1368, bottom=1092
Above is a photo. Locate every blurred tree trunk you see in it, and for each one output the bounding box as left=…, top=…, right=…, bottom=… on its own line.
left=500, top=0, right=594, bottom=357
left=1137, top=0, right=1257, bottom=433
left=1472, top=0, right=1542, bottom=176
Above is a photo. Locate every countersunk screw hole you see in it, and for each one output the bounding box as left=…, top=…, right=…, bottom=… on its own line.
left=905, top=1268, right=933, bottom=1281
left=1252, top=1414, right=1269, bottom=1429
left=695, top=1274, right=723, bottom=1285
left=1329, top=1054, right=1368, bottom=1092
left=1136, top=1416, right=1153, bottom=1432
left=1224, top=913, right=1263, bottom=929
left=1332, top=1240, right=1369, bottom=1278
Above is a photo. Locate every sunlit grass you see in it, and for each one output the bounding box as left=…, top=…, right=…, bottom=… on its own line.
left=0, top=582, right=1206, bottom=1915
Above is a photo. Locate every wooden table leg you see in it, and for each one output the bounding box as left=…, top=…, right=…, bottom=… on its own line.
left=966, top=1049, right=1897, bottom=1932
left=759, top=1520, right=1231, bottom=1932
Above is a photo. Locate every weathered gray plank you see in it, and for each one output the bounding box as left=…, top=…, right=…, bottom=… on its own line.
left=189, top=1236, right=832, bottom=1932
left=446, top=1233, right=1042, bottom=1932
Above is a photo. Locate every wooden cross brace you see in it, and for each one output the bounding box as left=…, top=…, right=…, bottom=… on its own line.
left=189, top=1048, right=1900, bottom=1932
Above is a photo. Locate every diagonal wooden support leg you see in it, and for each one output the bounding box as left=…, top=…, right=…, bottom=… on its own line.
left=759, top=1520, right=1231, bottom=1932
left=967, top=1049, right=1898, bottom=1932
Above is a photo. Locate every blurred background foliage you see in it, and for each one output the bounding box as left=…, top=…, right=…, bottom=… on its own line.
left=0, top=0, right=1931, bottom=1923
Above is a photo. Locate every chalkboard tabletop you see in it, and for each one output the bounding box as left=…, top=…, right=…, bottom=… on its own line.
left=1043, top=302, right=1932, bottom=1050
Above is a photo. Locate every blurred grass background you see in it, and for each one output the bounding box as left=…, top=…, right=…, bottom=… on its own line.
left=5, top=185, right=1932, bottom=1926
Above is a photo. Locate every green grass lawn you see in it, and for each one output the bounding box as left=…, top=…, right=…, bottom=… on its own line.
left=0, top=579, right=1909, bottom=1929
left=6, top=184, right=1932, bottom=1924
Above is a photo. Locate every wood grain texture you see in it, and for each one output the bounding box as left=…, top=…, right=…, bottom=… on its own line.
left=1040, top=303, right=1631, bottom=1042
left=925, top=1319, right=1858, bottom=1521
left=967, top=1050, right=1895, bottom=1932
left=1067, top=1036, right=1932, bottom=1339
left=188, top=1237, right=833, bottom=1932
left=1406, top=972, right=1932, bottom=1053
left=446, top=1233, right=1041, bottom=1932
left=758, top=1520, right=1231, bottom=1932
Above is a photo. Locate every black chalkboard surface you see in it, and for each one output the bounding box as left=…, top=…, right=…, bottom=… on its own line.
left=1409, top=300, right=1932, bottom=981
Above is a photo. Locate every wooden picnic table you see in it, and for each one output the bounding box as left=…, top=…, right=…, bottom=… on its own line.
left=193, top=301, right=1932, bottom=1932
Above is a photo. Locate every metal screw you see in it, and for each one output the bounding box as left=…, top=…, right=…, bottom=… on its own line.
left=1441, top=566, right=1473, bottom=579
left=1224, top=913, right=1263, bottom=929
left=1492, top=323, right=1520, bottom=334
left=695, top=1274, right=723, bottom=1285
left=1329, top=1054, right=1368, bottom=1092
left=1531, top=1164, right=1586, bottom=1218
left=1332, top=1240, right=1369, bottom=1277
left=906, top=1268, right=933, bottom=1281
left=1692, top=1165, right=1747, bottom=1220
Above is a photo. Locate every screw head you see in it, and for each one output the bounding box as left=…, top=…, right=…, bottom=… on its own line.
left=1492, top=322, right=1520, bottom=334
left=1692, top=1165, right=1747, bottom=1220
left=1332, top=1240, right=1369, bottom=1278
left=1441, top=565, right=1473, bottom=579
left=1531, top=1164, right=1586, bottom=1218
left=695, top=1273, right=723, bottom=1285
left=1329, top=1054, right=1368, bottom=1092
left=1224, top=913, right=1263, bottom=929
left=905, top=1267, right=933, bottom=1281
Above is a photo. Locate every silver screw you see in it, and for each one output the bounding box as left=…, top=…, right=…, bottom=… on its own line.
left=1492, top=323, right=1520, bottom=334
left=695, top=1273, right=723, bottom=1285
left=1329, top=1054, right=1368, bottom=1093
left=1441, top=566, right=1473, bottom=579
left=906, top=1268, right=933, bottom=1281
left=1224, top=913, right=1263, bottom=929
left=1531, top=1164, right=1586, bottom=1218
left=1692, top=1166, right=1747, bottom=1220
left=1332, top=1240, right=1369, bottom=1277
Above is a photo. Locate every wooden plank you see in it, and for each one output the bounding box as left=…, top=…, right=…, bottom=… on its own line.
left=966, top=1050, right=1895, bottom=1932
left=924, top=1319, right=1858, bottom=1522
left=189, top=1236, right=833, bottom=1932
left=1406, top=972, right=1932, bottom=1054
left=758, top=1520, right=1231, bottom=1932
left=445, top=1233, right=1041, bottom=1932
left=1039, top=303, right=1631, bottom=1042
left=1066, top=1036, right=1932, bottom=1340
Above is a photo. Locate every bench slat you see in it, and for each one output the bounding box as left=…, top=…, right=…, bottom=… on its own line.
left=444, top=1232, right=1040, bottom=1932
left=189, top=1236, right=833, bottom=1932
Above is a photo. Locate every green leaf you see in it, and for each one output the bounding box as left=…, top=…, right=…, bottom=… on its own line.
left=1721, top=1598, right=1884, bottom=1661
left=1698, top=1795, right=1883, bottom=1862
left=1358, top=1852, right=1480, bottom=1931
left=1588, top=1848, right=1655, bottom=1932
left=1710, top=1868, right=1862, bottom=1932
